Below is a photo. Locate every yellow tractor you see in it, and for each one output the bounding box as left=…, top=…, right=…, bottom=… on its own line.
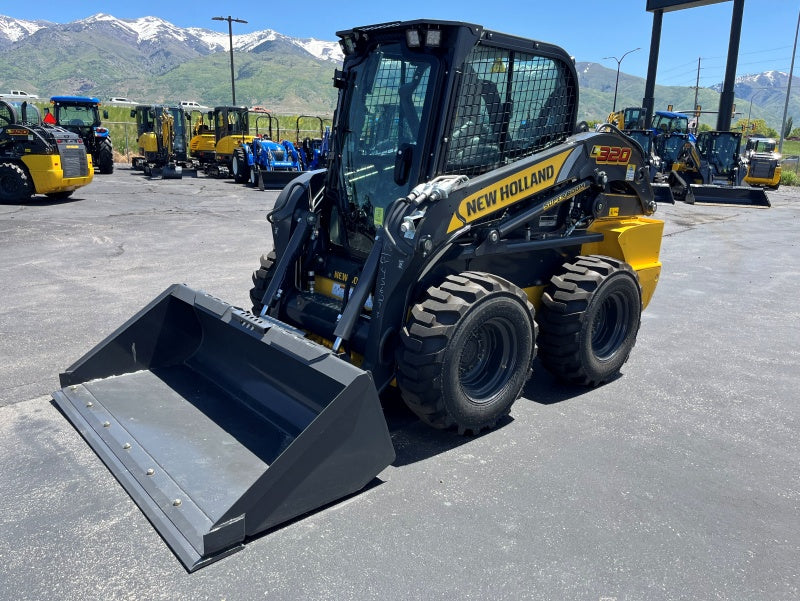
left=54, top=20, right=664, bottom=570
left=190, top=106, right=253, bottom=177
left=0, top=99, right=93, bottom=201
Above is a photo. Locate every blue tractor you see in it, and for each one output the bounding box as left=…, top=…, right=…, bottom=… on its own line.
left=48, top=96, right=114, bottom=174
left=295, top=115, right=331, bottom=171
left=232, top=112, right=302, bottom=188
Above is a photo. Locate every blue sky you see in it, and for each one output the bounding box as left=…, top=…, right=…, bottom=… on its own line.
left=6, top=1, right=800, bottom=86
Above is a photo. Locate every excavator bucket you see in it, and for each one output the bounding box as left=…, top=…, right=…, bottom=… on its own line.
left=149, top=164, right=183, bottom=179
left=52, top=284, right=395, bottom=571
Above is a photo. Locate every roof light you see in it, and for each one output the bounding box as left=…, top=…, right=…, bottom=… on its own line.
left=340, top=35, right=355, bottom=55
left=424, top=29, right=441, bottom=47
left=406, top=29, right=421, bottom=48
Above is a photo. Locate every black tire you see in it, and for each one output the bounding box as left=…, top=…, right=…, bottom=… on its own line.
left=537, top=255, right=641, bottom=387
left=249, top=251, right=277, bottom=313
left=0, top=162, right=33, bottom=203
left=97, top=138, right=114, bottom=174
left=249, top=164, right=259, bottom=186
left=397, top=272, right=536, bottom=434
left=232, top=148, right=249, bottom=183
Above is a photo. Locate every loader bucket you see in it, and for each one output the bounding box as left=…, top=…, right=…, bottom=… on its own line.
left=687, top=184, right=770, bottom=207
left=651, top=182, right=675, bottom=204
left=52, top=284, right=395, bottom=571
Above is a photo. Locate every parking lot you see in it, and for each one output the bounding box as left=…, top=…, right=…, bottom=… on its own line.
left=0, top=166, right=798, bottom=600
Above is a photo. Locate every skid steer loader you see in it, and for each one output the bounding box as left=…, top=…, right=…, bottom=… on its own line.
left=53, top=20, right=664, bottom=571
left=1, top=99, right=93, bottom=201
left=667, top=130, right=770, bottom=206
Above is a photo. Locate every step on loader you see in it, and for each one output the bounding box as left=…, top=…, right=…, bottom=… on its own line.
left=54, top=20, right=665, bottom=571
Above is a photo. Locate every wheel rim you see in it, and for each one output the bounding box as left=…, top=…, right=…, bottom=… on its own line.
left=591, top=289, right=631, bottom=360
left=458, top=316, right=515, bottom=403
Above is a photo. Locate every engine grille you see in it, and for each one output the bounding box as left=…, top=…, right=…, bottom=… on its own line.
left=748, top=158, right=777, bottom=179
left=57, top=140, right=90, bottom=178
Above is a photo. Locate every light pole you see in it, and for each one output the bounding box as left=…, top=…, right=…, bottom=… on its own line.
left=212, top=16, right=248, bottom=105
left=603, top=47, right=641, bottom=112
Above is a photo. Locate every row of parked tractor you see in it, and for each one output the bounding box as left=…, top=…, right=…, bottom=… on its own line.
left=0, top=95, right=330, bottom=203
left=128, top=103, right=330, bottom=188
left=604, top=106, right=779, bottom=207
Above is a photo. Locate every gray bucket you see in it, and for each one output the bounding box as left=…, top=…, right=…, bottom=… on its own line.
left=53, top=284, right=395, bottom=571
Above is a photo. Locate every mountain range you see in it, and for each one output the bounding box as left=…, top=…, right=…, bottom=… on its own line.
left=1, top=13, right=798, bottom=128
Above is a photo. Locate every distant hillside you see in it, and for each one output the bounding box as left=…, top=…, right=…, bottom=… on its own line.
left=1, top=13, right=798, bottom=126
left=576, top=62, right=800, bottom=131
left=0, top=13, right=342, bottom=114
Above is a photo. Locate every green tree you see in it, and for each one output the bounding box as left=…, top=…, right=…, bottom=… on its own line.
left=784, top=116, right=793, bottom=138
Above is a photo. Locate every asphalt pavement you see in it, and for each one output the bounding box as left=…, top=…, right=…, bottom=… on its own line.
left=0, top=166, right=797, bottom=600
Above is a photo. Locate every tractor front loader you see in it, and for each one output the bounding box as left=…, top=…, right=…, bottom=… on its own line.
left=54, top=20, right=664, bottom=571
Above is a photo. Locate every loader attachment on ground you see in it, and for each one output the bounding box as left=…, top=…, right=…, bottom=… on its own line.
left=52, top=284, right=395, bottom=571
left=257, top=169, right=304, bottom=190
left=687, top=183, right=770, bottom=207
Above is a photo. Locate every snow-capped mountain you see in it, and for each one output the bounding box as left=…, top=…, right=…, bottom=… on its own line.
left=0, top=13, right=343, bottom=62
left=710, top=71, right=798, bottom=104
left=0, top=15, right=49, bottom=48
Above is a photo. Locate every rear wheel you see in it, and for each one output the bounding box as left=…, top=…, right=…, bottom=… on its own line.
left=0, top=162, right=33, bottom=202
left=232, top=148, right=249, bottom=183
left=537, top=255, right=641, bottom=386
left=249, top=251, right=277, bottom=313
left=397, top=272, right=535, bottom=434
left=97, top=138, right=114, bottom=174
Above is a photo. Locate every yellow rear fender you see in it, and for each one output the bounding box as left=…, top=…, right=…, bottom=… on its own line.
left=580, top=217, right=664, bottom=309
left=20, top=155, right=94, bottom=195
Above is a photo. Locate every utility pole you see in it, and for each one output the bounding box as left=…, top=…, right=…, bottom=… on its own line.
left=212, top=16, right=248, bottom=106
left=693, top=57, right=701, bottom=125
left=780, top=8, right=800, bottom=152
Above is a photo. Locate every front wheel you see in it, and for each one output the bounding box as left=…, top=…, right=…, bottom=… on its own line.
left=249, top=251, right=277, bottom=314
left=537, top=255, right=642, bottom=386
left=397, top=272, right=535, bottom=434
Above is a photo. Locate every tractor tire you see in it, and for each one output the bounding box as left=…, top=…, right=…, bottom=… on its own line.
left=537, top=255, right=641, bottom=387
left=0, top=162, right=33, bottom=203
left=397, top=272, right=536, bottom=434
left=249, top=251, right=277, bottom=313
left=97, top=138, right=114, bottom=174
left=249, top=164, right=259, bottom=186
left=232, top=148, right=249, bottom=183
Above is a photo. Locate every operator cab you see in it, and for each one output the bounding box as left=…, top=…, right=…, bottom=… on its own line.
left=327, top=20, right=578, bottom=256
